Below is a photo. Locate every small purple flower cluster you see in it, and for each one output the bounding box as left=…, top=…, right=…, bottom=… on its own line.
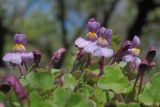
left=122, top=36, right=141, bottom=69
left=3, top=34, right=33, bottom=66
left=75, top=18, right=113, bottom=57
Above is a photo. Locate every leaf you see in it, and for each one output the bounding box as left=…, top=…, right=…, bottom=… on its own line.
left=116, top=102, right=140, bottom=107
left=97, top=66, right=131, bottom=94
left=25, top=92, right=53, bottom=107
left=21, top=72, right=53, bottom=93
left=117, top=61, right=127, bottom=68
left=52, top=88, right=72, bottom=107
left=52, top=88, right=95, bottom=107
left=93, top=86, right=106, bottom=106
left=51, top=69, right=61, bottom=75
left=77, top=84, right=93, bottom=97
left=66, top=93, right=96, bottom=107
left=63, top=74, right=77, bottom=91
left=139, top=73, right=160, bottom=106
left=0, top=92, right=6, bottom=102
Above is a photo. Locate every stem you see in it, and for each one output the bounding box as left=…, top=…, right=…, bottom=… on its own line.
left=132, top=73, right=139, bottom=95
left=26, top=96, right=30, bottom=107
left=84, top=53, right=91, bottom=68
left=18, top=66, right=23, bottom=76
left=47, top=60, right=53, bottom=71
left=99, top=56, right=104, bottom=75
left=23, top=61, right=28, bottom=72
left=115, top=93, right=124, bottom=102
left=138, top=74, right=144, bottom=95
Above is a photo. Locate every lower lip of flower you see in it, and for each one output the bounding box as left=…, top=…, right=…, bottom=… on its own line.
left=86, top=32, right=97, bottom=41
left=13, top=44, right=26, bottom=52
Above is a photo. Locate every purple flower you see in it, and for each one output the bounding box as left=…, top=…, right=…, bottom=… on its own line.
left=92, top=27, right=113, bottom=57
left=0, top=75, right=28, bottom=102
left=3, top=52, right=33, bottom=65
left=122, top=36, right=141, bottom=69
left=2, top=34, right=33, bottom=66
left=75, top=18, right=100, bottom=53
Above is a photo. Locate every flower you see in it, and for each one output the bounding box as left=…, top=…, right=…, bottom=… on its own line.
left=92, top=27, right=113, bottom=57
left=75, top=18, right=100, bottom=53
left=122, top=36, right=141, bottom=69
left=33, top=49, right=41, bottom=66
left=0, top=75, right=28, bottom=102
left=52, top=48, right=66, bottom=62
left=3, top=34, right=33, bottom=65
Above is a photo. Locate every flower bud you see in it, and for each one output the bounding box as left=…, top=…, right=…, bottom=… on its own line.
left=138, top=60, right=148, bottom=74
left=52, top=48, right=66, bottom=62
left=0, top=75, right=28, bottom=102
left=145, top=47, right=156, bottom=62
left=33, top=49, right=41, bottom=66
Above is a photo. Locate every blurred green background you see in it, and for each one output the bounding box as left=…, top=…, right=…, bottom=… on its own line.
left=0, top=0, right=160, bottom=75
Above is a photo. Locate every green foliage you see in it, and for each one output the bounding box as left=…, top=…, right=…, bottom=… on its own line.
left=52, top=88, right=95, bottom=107
left=21, top=71, right=53, bottom=93
left=98, top=65, right=131, bottom=94
left=138, top=73, right=160, bottom=106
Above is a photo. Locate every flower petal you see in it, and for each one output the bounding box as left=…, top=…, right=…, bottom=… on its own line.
left=75, top=37, right=90, bottom=48
left=87, top=18, right=100, bottom=32
left=135, top=57, right=141, bottom=68
left=14, top=34, right=27, bottom=46
left=131, top=36, right=140, bottom=48
left=122, top=55, right=134, bottom=62
left=93, top=47, right=113, bottom=57
left=83, top=42, right=98, bottom=53
left=106, top=29, right=112, bottom=44
left=11, top=53, right=22, bottom=65
left=3, top=53, right=22, bottom=65
left=21, top=52, right=34, bottom=62
left=3, top=53, right=12, bottom=63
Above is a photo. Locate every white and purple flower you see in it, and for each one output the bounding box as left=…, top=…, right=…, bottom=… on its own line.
left=3, top=34, right=33, bottom=65
left=93, top=27, right=113, bottom=57
left=75, top=18, right=100, bottom=53
left=122, top=36, right=141, bottom=69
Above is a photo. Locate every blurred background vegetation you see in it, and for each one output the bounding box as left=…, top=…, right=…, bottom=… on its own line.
left=0, top=0, right=160, bottom=75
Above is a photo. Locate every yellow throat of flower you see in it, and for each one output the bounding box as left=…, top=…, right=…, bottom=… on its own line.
left=132, top=48, right=140, bottom=55
left=87, top=32, right=97, bottom=40
left=13, top=43, right=26, bottom=52
left=97, top=37, right=107, bottom=46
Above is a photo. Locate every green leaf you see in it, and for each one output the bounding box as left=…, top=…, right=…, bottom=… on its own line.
left=139, top=73, right=160, bottom=106
left=63, top=74, right=77, bottom=91
left=93, top=86, right=106, bottom=106
left=52, top=88, right=72, bottom=107
left=25, top=91, right=53, bottom=107
left=51, top=69, right=61, bottom=75
left=52, top=88, right=95, bottom=107
left=0, top=92, right=6, bottom=102
left=66, top=93, right=96, bottom=107
left=77, top=84, right=93, bottom=97
left=117, top=61, right=127, bottom=68
left=116, top=102, right=140, bottom=107
left=21, top=72, right=53, bottom=93
left=97, top=66, right=131, bottom=94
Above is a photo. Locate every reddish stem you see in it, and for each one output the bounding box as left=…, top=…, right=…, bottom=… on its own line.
left=99, top=56, right=104, bottom=75
left=18, top=66, right=23, bottom=76
left=138, top=74, right=144, bottom=95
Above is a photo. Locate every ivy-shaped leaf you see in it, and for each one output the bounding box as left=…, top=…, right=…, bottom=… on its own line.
left=52, top=88, right=95, bottom=107
left=116, top=102, right=140, bottom=107
left=97, top=66, right=131, bottom=94
left=139, top=73, right=160, bottom=106
left=21, top=72, right=53, bottom=93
